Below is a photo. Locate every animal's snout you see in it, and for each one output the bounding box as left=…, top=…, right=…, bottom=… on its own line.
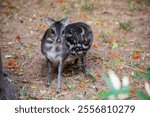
left=56, top=38, right=62, bottom=44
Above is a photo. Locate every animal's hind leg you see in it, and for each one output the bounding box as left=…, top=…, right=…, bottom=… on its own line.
left=74, top=58, right=78, bottom=64
left=80, top=57, right=96, bottom=82
left=81, top=57, right=87, bottom=73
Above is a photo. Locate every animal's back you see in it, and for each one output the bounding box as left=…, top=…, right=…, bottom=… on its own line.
left=64, top=22, right=93, bottom=58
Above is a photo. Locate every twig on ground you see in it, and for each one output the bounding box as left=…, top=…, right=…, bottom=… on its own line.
left=18, top=40, right=27, bottom=48
left=122, top=63, right=145, bottom=72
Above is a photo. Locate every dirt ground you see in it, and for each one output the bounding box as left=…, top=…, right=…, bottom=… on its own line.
left=0, top=0, right=150, bottom=100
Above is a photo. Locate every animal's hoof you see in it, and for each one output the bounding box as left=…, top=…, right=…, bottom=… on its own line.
left=46, top=81, right=50, bottom=86
left=56, top=88, right=60, bottom=94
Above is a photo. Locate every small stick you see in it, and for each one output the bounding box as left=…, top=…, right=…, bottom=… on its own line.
left=18, top=40, right=27, bottom=48
left=122, top=63, right=145, bottom=72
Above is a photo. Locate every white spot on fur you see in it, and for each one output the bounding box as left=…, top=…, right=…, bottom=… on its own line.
left=77, top=51, right=83, bottom=54
left=67, top=42, right=74, bottom=49
left=77, top=44, right=82, bottom=47
left=82, top=44, right=89, bottom=49
left=66, top=34, right=72, bottom=37
left=81, top=27, right=85, bottom=36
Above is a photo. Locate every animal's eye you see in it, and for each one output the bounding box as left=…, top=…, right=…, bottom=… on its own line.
left=62, top=30, right=65, bottom=35
left=47, top=38, right=53, bottom=43
left=50, top=28, right=55, bottom=36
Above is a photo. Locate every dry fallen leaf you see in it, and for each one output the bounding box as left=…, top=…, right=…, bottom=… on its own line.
left=16, top=35, right=21, bottom=41
left=108, top=39, right=114, bottom=45
left=40, top=24, right=48, bottom=29
left=138, top=66, right=145, bottom=72
left=8, top=60, right=16, bottom=65
left=111, top=53, right=121, bottom=58
left=93, top=32, right=99, bottom=39
left=79, top=81, right=86, bottom=88
left=57, top=0, right=65, bottom=3
left=63, top=87, right=68, bottom=91
left=31, top=85, right=37, bottom=89
left=81, top=12, right=88, bottom=20
left=93, top=43, right=99, bottom=49
left=130, top=89, right=135, bottom=94
left=6, top=65, right=18, bottom=69
left=5, top=54, right=13, bottom=59
left=132, top=53, right=140, bottom=60
left=95, top=73, right=101, bottom=77
left=138, top=69, right=145, bottom=73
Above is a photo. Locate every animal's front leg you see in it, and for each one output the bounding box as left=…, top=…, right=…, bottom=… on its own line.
left=46, top=59, right=52, bottom=86
left=56, top=60, right=63, bottom=93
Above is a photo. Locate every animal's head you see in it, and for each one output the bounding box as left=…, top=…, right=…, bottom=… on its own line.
left=45, top=17, right=69, bottom=44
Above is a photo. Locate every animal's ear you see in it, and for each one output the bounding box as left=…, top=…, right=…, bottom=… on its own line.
left=61, top=17, right=69, bottom=27
left=44, top=17, right=55, bottom=26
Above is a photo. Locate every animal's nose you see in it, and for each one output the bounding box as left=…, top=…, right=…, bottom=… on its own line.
left=56, top=38, right=62, bottom=44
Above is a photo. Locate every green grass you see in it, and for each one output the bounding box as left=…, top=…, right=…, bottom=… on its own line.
left=119, top=21, right=132, bottom=31
left=46, top=95, right=52, bottom=100
left=20, top=87, right=29, bottom=97
left=135, top=40, right=143, bottom=53
left=127, top=0, right=141, bottom=11
left=81, top=0, right=96, bottom=11
left=117, top=38, right=127, bottom=47
left=60, top=3, right=70, bottom=14
left=147, top=0, right=150, bottom=5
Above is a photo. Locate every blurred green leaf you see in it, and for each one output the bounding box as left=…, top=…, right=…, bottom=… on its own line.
left=84, top=67, right=96, bottom=82
left=119, top=21, right=132, bottom=31
left=96, top=72, right=130, bottom=99
left=112, top=42, right=118, bottom=48
left=96, top=90, right=111, bottom=99
left=81, top=0, right=96, bottom=12
left=134, top=88, right=150, bottom=100
left=134, top=67, right=150, bottom=80
left=102, top=75, right=116, bottom=93
left=84, top=92, right=87, bottom=97
left=46, top=95, right=52, bottom=100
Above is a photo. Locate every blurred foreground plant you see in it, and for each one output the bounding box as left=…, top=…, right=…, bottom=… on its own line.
left=97, top=70, right=129, bottom=100
left=96, top=69, right=150, bottom=100
left=134, top=82, right=150, bottom=100
left=134, top=67, right=150, bottom=80
left=134, top=67, right=150, bottom=99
